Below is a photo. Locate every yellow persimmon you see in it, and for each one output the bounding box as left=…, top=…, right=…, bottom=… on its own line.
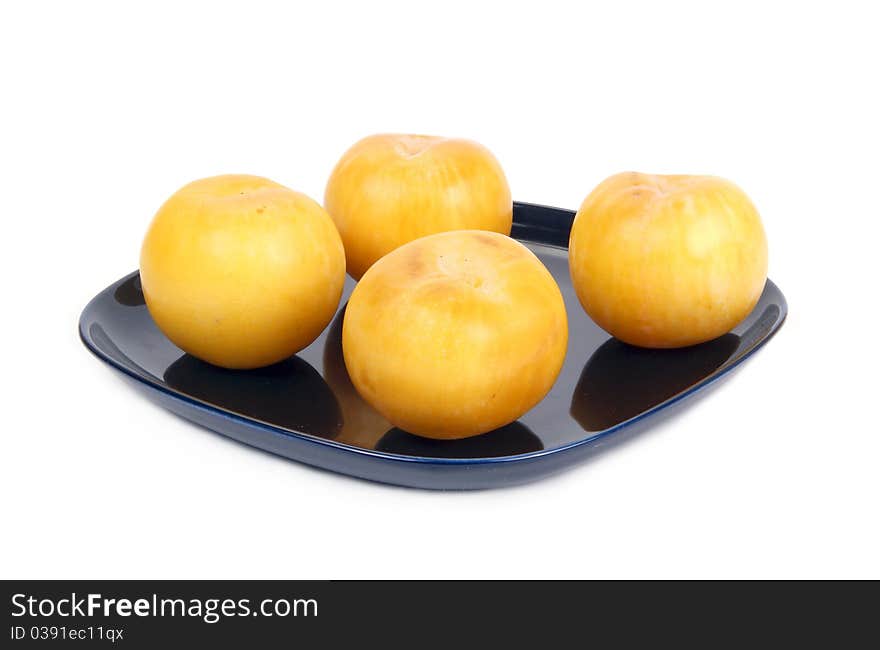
left=140, top=174, right=345, bottom=369
left=342, top=230, right=568, bottom=439
left=324, top=134, right=512, bottom=279
left=569, top=172, right=768, bottom=348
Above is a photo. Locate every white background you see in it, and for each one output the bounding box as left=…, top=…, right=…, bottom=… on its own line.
left=2, top=1, right=878, bottom=579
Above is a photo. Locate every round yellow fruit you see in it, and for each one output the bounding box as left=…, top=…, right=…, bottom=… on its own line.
left=140, top=174, right=346, bottom=369
left=342, top=230, right=568, bottom=439
left=569, top=172, right=768, bottom=348
left=324, top=133, right=512, bottom=279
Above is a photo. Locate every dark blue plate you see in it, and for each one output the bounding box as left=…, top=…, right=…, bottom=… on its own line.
left=79, top=202, right=787, bottom=489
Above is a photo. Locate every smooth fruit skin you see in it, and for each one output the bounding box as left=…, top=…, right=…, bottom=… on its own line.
left=324, top=134, right=512, bottom=279
left=568, top=172, right=768, bottom=348
left=140, top=175, right=346, bottom=369
left=342, top=230, right=568, bottom=439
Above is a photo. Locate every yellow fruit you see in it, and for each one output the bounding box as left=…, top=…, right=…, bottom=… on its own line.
left=140, top=174, right=345, bottom=369
left=324, top=133, right=512, bottom=279
left=342, top=230, right=568, bottom=439
left=569, top=172, right=768, bottom=348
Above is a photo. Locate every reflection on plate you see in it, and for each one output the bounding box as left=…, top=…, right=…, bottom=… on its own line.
left=164, top=354, right=343, bottom=439
left=114, top=274, right=146, bottom=307
left=322, top=306, right=392, bottom=448
left=376, top=422, right=543, bottom=458
left=570, top=333, right=741, bottom=431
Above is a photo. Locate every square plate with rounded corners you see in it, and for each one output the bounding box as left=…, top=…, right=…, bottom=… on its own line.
left=79, top=202, right=787, bottom=489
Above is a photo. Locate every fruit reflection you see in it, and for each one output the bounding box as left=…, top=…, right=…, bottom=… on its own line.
left=321, top=306, right=391, bottom=448
left=114, top=274, right=146, bottom=307
left=571, top=334, right=740, bottom=432
left=164, top=354, right=342, bottom=439
left=376, top=421, right=542, bottom=459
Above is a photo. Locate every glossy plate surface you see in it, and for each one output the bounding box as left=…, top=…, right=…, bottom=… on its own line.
left=79, top=202, right=787, bottom=489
